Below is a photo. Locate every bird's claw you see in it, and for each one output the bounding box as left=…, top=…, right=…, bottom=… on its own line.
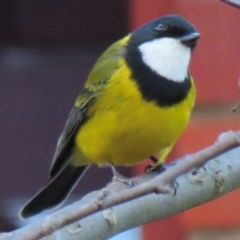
left=146, top=160, right=179, bottom=195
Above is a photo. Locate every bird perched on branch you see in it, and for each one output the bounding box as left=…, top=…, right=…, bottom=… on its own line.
left=20, top=14, right=200, bottom=219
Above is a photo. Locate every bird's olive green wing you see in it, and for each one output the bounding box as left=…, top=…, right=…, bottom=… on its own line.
left=49, top=35, right=130, bottom=178
left=75, top=35, right=130, bottom=108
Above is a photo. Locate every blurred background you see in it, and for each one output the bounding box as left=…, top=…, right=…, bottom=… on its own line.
left=1, top=0, right=240, bottom=239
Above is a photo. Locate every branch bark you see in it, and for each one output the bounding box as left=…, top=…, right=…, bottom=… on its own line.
left=0, top=131, right=240, bottom=240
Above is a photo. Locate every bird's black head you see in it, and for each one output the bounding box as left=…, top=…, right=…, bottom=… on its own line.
left=130, top=14, right=200, bottom=50
left=125, top=15, right=200, bottom=83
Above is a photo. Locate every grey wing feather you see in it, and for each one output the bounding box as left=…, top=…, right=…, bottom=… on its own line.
left=49, top=106, right=83, bottom=178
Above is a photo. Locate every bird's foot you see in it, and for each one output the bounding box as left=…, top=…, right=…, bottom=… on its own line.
left=110, top=165, right=137, bottom=187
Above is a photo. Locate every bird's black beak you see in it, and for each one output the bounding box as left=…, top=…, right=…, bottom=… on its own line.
left=179, top=32, right=200, bottom=49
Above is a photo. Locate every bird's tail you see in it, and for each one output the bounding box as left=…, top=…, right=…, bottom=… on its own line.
left=20, top=164, right=89, bottom=219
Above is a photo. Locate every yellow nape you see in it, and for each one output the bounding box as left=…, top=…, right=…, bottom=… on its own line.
left=75, top=57, right=196, bottom=167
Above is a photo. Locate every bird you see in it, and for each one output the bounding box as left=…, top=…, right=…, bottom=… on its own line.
left=20, top=14, right=200, bottom=219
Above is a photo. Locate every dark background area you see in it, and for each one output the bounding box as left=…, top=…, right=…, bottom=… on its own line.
left=0, top=0, right=128, bottom=45
left=0, top=0, right=130, bottom=230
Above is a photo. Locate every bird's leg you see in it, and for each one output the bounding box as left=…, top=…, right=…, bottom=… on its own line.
left=145, top=156, right=179, bottom=195
left=110, top=164, right=137, bottom=187
left=145, top=156, right=166, bottom=173
left=150, top=156, right=158, bottom=163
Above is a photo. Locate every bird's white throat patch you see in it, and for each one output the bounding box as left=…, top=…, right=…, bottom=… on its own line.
left=138, top=37, right=191, bottom=82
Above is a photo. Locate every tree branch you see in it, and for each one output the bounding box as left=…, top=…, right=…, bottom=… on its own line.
left=0, top=131, right=240, bottom=240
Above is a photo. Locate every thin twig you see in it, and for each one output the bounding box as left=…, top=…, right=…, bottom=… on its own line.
left=231, top=78, right=240, bottom=112
left=220, top=0, right=240, bottom=9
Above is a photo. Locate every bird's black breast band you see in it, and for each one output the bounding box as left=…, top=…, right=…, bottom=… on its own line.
left=125, top=45, right=192, bottom=107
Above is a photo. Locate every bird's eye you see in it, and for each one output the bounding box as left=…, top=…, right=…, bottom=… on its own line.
left=154, top=23, right=168, bottom=32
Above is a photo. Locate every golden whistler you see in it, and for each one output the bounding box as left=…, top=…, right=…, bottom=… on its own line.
left=20, top=15, right=200, bottom=219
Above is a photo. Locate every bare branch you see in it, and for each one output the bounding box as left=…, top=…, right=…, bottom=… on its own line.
left=0, top=131, right=240, bottom=240
left=52, top=144, right=240, bottom=240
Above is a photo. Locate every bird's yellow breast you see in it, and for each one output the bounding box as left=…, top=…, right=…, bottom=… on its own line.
left=75, top=59, right=196, bottom=166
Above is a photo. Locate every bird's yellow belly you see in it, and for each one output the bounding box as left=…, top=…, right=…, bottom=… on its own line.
left=75, top=96, right=191, bottom=166
left=75, top=60, right=195, bottom=167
